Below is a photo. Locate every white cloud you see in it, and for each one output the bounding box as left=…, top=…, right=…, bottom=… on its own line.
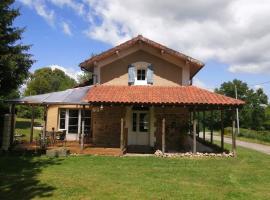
left=192, top=78, right=214, bottom=91
left=49, top=64, right=81, bottom=81
left=19, top=0, right=55, bottom=25
left=49, top=0, right=85, bottom=15
left=62, top=21, right=72, bottom=36
left=254, top=84, right=263, bottom=90
left=83, top=0, right=270, bottom=75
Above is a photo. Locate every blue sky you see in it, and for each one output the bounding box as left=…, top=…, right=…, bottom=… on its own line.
left=14, top=0, right=270, bottom=98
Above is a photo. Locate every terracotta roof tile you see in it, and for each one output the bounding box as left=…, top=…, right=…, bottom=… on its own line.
left=84, top=85, right=245, bottom=106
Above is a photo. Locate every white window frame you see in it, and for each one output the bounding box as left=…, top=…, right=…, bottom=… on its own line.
left=58, top=109, right=91, bottom=136
left=133, top=61, right=150, bottom=85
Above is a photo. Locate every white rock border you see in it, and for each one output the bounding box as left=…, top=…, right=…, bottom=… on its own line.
left=154, top=150, right=234, bottom=158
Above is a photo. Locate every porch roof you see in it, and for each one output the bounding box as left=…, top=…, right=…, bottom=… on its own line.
left=7, top=86, right=91, bottom=105
left=83, top=85, right=245, bottom=107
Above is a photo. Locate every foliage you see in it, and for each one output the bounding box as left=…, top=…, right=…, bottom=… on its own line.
left=24, top=67, right=76, bottom=96
left=215, top=79, right=269, bottom=130
left=0, top=0, right=33, bottom=98
left=225, top=127, right=270, bottom=143
left=76, top=71, right=93, bottom=85
left=18, top=67, right=76, bottom=118
left=264, top=106, right=270, bottom=130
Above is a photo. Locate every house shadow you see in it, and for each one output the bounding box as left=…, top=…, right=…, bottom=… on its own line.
left=0, top=152, right=62, bottom=200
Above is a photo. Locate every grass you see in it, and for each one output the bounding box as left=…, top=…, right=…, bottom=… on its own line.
left=15, top=117, right=43, bottom=142
left=1, top=145, right=270, bottom=200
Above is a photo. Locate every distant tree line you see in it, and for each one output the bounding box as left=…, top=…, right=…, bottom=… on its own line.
left=199, top=79, right=270, bottom=131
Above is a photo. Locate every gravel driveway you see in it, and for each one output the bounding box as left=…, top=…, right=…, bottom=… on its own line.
left=201, top=132, right=270, bottom=155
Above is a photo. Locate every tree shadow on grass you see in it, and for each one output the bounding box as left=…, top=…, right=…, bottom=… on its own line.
left=0, top=152, right=62, bottom=200
left=15, top=120, right=41, bottom=130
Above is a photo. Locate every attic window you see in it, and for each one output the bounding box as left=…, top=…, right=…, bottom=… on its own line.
left=137, top=69, right=146, bottom=80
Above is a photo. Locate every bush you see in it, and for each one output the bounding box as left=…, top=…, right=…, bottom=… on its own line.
left=238, top=128, right=270, bottom=143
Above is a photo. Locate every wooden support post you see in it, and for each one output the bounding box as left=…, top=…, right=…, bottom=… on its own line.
left=80, top=105, right=86, bottom=150
left=120, top=118, right=124, bottom=151
left=203, top=111, right=205, bottom=141
left=30, top=105, right=34, bottom=143
left=193, top=118, right=197, bottom=154
left=162, top=118, right=165, bottom=154
left=197, top=112, right=200, bottom=137
left=189, top=111, right=192, bottom=135
left=232, top=119, right=237, bottom=157
left=10, top=104, right=15, bottom=146
left=210, top=110, right=213, bottom=144
left=221, top=110, right=224, bottom=151
left=42, top=105, right=48, bottom=149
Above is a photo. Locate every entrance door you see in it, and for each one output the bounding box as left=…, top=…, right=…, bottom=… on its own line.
left=128, top=111, right=149, bottom=145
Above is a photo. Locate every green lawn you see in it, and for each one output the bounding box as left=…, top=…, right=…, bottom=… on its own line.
left=15, top=117, right=43, bottom=142
left=1, top=145, right=270, bottom=200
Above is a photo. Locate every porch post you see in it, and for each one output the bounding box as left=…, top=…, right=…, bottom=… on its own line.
left=197, top=111, right=200, bottom=137
left=232, top=116, right=237, bottom=157
left=210, top=110, right=213, bottom=144
left=81, top=105, right=86, bottom=150
left=193, top=114, right=197, bottom=154
left=30, top=105, right=35, bottom=143
left=189, top=111, right=192, bottom=135
left=42, top=105, right=48, bottom=148
left=203, top=111, right=205, bottom=141
left=120, top=117, right=124, bottom=151
left=221, top=109, right=224, bottom=151
left=162, top=118, right=165, bottom=154
left=9, top=104, right=15, bottom=146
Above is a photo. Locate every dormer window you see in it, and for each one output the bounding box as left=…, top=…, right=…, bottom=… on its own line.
left=137, top=69, right=146, bottom=81
left=128, top=62, right=153, bottom=85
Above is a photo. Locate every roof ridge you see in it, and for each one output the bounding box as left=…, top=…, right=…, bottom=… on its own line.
left=79, top=35, right=204, bottom=71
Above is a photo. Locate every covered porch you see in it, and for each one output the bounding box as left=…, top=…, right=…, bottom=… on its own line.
left=84, top=85, right=245, bottom=156
left=4, top=85, right=244, bottom=156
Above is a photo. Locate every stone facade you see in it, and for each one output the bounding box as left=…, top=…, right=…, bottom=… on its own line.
left=92, top=106, right=126, bottom=147
left=154, top=107, right=189, bottom=151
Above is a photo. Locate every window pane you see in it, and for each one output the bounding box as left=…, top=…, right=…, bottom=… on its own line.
left=139, top=113, right=148, bottom=132
left=69, top=117, right=78, bottom=126
left=68, top=109, right=79, bottom=133
left=60, top=109, right=66, bottom=118
left=68, top=125, right=78, bottom=133
left=69, top=110, right=79, bottom=118
left=60, top=119, right=65, bottom=129
left=132, top=113, right=137, bottom=131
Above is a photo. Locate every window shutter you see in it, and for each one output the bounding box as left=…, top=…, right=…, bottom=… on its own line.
left=147, top=64, right=154, bottom=84
left=128, top=64, right=135, bottom=84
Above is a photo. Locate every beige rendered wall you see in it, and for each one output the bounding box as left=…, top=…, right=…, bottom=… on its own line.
left=100, top=50, right=183, bottom=86
left=46, top=104, right=91, bottom=132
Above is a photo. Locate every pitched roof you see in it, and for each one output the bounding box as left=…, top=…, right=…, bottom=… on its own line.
left=83, top=85, right=245, bottom=107
left=79, top=35, right=204, bottom=77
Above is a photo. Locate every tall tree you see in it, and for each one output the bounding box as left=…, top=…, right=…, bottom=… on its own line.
left=0, top=0, right=33, bottom=99
left=24, top=67, right=76, bottom=95
left=215, top=79, right=269, bottom=130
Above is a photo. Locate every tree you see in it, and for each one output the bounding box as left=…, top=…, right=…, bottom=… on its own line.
left=215, top=79, right=269, bottom=130
left=76, top=71, right=93, bottom=85
left=24, top=67, right=76, bottom=95
left=0, top=0, right=33, bottom=100
left=18, top=67, right=76, bottom=119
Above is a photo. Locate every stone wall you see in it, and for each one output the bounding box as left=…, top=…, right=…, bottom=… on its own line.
left=92, top=106, right=126, bottom=147
left=154, top=107, right=189, bottom=151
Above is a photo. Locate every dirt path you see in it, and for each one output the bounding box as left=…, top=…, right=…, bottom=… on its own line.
left=201, top=132, right=270, bottom=155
